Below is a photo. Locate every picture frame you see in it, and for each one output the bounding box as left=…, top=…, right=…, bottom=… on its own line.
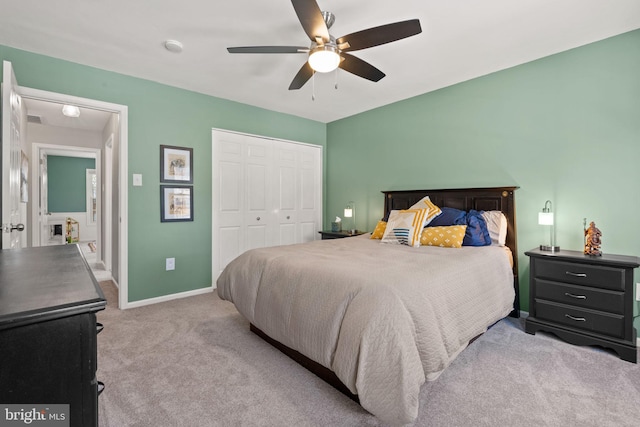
left=160, top=145, right=193, bottom=183
left=160, top=185, right=194, bottom=222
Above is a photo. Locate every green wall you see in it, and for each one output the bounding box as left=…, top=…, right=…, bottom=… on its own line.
left=2, top=29, right=639, bottom=332
left=47, top=156, right=95, bottom=213
left=0, top=45, right=326, bottom=302
left=326, top=29, right=640, bottom=331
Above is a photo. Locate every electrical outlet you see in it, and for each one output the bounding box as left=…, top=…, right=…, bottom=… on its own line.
left=166, top=257, right=175, bottom=271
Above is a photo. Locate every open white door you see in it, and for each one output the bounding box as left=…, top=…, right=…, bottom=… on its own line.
left=2, top=61, right=27, bottom=249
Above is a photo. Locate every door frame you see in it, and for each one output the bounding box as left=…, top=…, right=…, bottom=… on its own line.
left=18, top=85, right=129, bottom=309
left=31, top=143, right=100, bottom=248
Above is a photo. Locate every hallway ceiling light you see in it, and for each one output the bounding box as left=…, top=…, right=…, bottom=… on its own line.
left=62, top=104, right=80, bottom=118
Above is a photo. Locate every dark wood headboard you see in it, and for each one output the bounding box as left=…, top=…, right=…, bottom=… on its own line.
left=382, top=187, right=520, bottom=317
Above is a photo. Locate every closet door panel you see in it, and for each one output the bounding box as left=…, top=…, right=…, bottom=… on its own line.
left=274, top=141, right=297, bottom=245
left=213, top=134, right=245, bottom=279
left=297, top=145, right=321, bottom=243
left=244, top=140, right=272, bottom=250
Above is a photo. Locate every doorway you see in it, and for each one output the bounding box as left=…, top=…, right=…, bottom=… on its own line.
left=11, top=83, right=129, bottom=309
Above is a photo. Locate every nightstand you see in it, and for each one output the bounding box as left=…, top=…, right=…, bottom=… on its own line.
left=525, top=248, right=639, bottom=363
left=319, top=230, right=366, bottom=240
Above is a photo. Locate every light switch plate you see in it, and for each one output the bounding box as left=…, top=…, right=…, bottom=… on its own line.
left=133, top=174, right=143, bottom=186
left=166, top=258, right=175, bottom=271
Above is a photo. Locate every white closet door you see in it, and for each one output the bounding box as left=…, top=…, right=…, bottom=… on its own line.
left=273, top=141, right=297, bottom=246
left=212, top=131, right=244, bottom=280
left=213, top=129, right=322, bottom=283
left=244, top=138, right=273, bottom=250
left=297, top=143, right=321, bottom=243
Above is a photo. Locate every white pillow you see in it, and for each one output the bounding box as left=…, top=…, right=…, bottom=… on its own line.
left=381, top=209, right=430, bottom=247
left=481, top=210, right=507, bottom=246
left=409, top=196, right=442, bottom=227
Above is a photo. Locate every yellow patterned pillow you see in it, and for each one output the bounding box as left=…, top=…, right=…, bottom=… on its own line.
left=381, top=209, right=430, bottom=247
left=420, top=225, right=467, bottom=248
left=409, top=196, right=442, bottom=226
left=370, top=221, right=387, bottom=239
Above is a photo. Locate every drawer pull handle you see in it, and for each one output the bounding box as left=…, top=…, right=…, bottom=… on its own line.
left=565, top=271, right=587, bottom=278
left=565, top=314, right=586, bottom=322
left=564, top=292, right=586, bottom=300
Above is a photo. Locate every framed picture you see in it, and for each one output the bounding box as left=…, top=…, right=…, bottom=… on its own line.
left=161, top=185, right=194, bottom=222
left=160, top=145, right=193, bottom=183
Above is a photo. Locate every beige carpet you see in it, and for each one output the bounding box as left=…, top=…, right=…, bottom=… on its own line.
left=96, top=281, right=640, bottom=426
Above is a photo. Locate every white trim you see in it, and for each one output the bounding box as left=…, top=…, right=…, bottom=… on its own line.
left=125, top=286, right=214, bottom=309
left=19, top=83, right=129, bottom=310
left=211, top=127, right=323, bottom=149
left=118, top=109, right=129, bottom=310
left=30, top=144, right=100, bottom=246
left=86, top=168, right=97, bottom=226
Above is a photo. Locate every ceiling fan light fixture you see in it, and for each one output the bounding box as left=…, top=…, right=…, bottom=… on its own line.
left=308, top=45, right=340, bottom=73
left=62, top=105, right=80, bottom=118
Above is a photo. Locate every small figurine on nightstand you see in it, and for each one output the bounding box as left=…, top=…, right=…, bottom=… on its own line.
left=584, top=219, right=602, bottom=256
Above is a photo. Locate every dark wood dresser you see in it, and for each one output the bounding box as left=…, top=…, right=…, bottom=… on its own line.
left=0, top=245, right=107, bottom=426
left=525, top=247, right=639, bottom=362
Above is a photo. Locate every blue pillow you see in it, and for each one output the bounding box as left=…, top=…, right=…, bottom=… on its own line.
left=429, top=207, right=466, bottom=227
left=462, top=210, right=492, bottom=246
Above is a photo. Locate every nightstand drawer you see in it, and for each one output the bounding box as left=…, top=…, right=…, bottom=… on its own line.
left=535, top=259, right=625, bottom=291
left=535, top=300, right=625, bottom=339
left=535, top=279, right=624, bottom=314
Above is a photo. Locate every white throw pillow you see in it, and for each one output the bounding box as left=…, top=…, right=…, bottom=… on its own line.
left=409, top=196, right=442, bottom=227
left=481, top=210, right=507, bottom=246
left=381, top=209, right=430, bottom=247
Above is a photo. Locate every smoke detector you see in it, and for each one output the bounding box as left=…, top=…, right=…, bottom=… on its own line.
left=164, top=40, right=183, bottom=53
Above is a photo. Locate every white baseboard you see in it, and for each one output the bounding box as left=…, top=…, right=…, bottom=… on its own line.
left=122, top=286, right=214, bottom=310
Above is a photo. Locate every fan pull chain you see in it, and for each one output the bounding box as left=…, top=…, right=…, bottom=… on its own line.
left=335, top=67, right=339, bottom=90
left=312, top=72, right=315, bottom=101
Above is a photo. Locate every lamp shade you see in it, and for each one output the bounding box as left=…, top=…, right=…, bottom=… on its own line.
left=344, top=207, right=353, bottom=218
left=538, top=212, right=554, bottom=225
left=308, top=46, right=340, bottom=73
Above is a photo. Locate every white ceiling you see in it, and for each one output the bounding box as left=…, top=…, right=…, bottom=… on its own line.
left=23, top=98, right=113, bottom=132
left=2, top=0, right=639, bottom=124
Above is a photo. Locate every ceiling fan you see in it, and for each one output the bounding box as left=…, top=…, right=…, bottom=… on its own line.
left=227, top=0, right=422, bottom=90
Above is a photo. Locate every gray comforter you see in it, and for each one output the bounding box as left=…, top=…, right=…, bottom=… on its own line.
left=217, top=235, right=514, bottom=425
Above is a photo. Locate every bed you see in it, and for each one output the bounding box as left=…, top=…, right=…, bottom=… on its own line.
left=217, top=187, right=519, bottom=425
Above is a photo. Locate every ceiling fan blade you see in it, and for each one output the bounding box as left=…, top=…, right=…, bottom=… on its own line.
left=227, top=46, right=308, bottom=54
left=289, top=61, right=314, bottom=90
left=337, top=19, right=422, bottom=52
left=339, top=53, right=385, bottom=82
left=291, top=0, right=330, bottom=42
